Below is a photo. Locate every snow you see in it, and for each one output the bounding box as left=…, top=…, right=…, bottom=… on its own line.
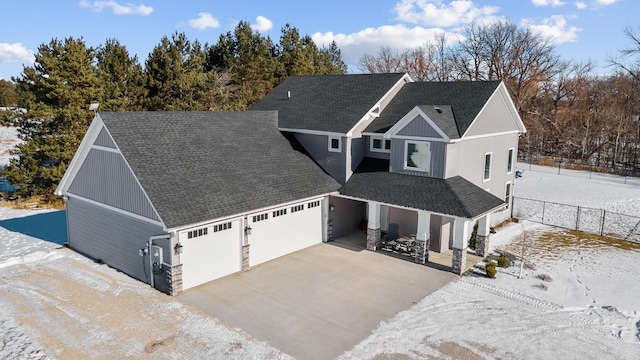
left=0, top=126, right=639, bottom=359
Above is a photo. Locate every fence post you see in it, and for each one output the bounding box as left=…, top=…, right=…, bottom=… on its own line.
left=541, top=201, right=546, bottom=224
left=576, top=206, right=580, bottom=230
left=600, top=209, right=606, bottom=236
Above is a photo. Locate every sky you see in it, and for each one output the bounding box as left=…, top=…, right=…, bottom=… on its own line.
left=0, top=0, right=637, bottom=81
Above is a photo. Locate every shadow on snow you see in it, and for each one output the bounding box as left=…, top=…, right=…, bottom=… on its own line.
left=0, top=210, right=67, bottom=245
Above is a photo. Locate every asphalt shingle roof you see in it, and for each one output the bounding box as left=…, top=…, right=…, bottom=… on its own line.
left=366, top=81, right=502, bottom=137
left=339, top=167, right=505, bottom=219
left=99, top=111, right=340, bottom=229
left=252, top=73, right=407, bottom=133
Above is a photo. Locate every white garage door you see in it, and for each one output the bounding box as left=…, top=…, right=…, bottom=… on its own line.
left=180, top=219, right=242, bottom=290
left=248, top=199, right=323, bottom=267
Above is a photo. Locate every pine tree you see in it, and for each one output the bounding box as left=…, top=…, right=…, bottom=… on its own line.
left=96, top=38, right=146, bottom=111
left=5, top=37, right=99, bottom=199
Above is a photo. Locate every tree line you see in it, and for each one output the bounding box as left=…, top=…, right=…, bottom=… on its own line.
left=0, top=22, right=346, bottom=200
left=359, top=20, right=640, bottom=176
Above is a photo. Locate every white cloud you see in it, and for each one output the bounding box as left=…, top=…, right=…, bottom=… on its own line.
left=187, top=12, right=220, bottom=30
left=79, top=1, right=153, bottom=16
left=394, top=0, right=500, bottom=27
left=575, top=2, right=587, bottom=9
left=0, top=43, right=34, bottom=64
left=596, top=0, right=618, bottom=4
left=522, top=15, right=581, bottom=44
left=532, top=0, right=566, bottom=6
left=251, top=16, right=273, bottom=33
left=312, top=25, right=458, bottom=67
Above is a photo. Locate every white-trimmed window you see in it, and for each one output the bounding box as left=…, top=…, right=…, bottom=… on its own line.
left=252, top=213, right=268, bottom=222
left=308, top=200, right=320, bottom=208
left=370, top=136, right=391, bottom=153
left=187, top=227, right=208, bottom=239
left=291, top=204, right=304, bottom=213
left=213, top=222, right=232, bottom=232
left=483, top=152, right=492, bottom=181
left=404, top=141, right=431, bottom=172
left=328, top=136, right=341, bottom=152
left=504, top=182, right=512, bottom=209
left=507, top=148, right=514, bottom=174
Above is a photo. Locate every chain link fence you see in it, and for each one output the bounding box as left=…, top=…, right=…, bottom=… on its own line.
left=513, top=197, right=640, bottom=242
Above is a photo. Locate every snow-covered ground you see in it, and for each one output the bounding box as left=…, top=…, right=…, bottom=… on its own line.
left=0, top=127, right=639, bottom=359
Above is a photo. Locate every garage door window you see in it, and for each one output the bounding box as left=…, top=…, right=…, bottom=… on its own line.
left=213, top=222, right=232, bottom=232
left=291, top=204, right=304, bottom=212
left=273, top=209, right=287, bottom=217
left=308, top=200, right=320, bottom=208
left=187, top=227, right=208, bottom=239
left=253, top=213, right=268, bottom=222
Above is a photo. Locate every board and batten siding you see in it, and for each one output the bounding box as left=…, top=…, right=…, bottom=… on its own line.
left=389, top=139, right=446, bottom=178
left=350, top=137, right=365, bottom=173
left=67, top=148, right=160, bottom=221
left=94, top=127, right=117, bottom=148
left=294, top=132, right=346, bottom=184
left=66, top=196, right=167, bottom=283
left=397, top=115, right=444, bottom=139
left=364, top=136, right=391, bottom=160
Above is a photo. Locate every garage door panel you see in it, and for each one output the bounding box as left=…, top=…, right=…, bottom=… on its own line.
left=181, top=219, right=242, bottom=290
left=249, top=201, right=322, bottom=267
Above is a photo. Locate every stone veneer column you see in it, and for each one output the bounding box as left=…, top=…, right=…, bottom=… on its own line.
left=451, top=248, right=467, bottom=275
left=366, top=202, right=381, bottom=251
left=242, top=244, right=251, bottom=271
left=415, top=210, right=431, bottom=264
left=451, top=218, right=470, bottom=275
left=475, top=215, right=491, bottom=258
left=367, top=228, right=381, bottom=251
left=167, top=264, right=183, bottom=295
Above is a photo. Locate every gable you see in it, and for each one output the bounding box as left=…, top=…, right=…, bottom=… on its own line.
left=397, top=115, right=445, bottom=139
left=67, top=148, right=161, bottom=222
left=463, top=83, right=525, bottom=138
left=94, top=127, right=117, bottom=148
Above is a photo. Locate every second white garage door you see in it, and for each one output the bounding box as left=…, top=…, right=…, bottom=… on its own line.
left=248, top=199, right=323, bottom=267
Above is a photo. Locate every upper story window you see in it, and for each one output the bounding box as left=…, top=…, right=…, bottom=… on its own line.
left=484, top=152, right=492, bottom=181
left=507, top=148, right=514, bottom=174
left=370, top=137, right=391, bottom=153
left=404, top=141, right=431, bottom=173
left=328, top=136, right=341, bottom=152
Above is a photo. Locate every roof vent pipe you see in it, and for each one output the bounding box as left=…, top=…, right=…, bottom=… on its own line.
left=287, top=90, right=291, bottom=99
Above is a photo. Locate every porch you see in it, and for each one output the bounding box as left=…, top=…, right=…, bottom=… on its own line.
left=331, top=231, right=483, bottom=273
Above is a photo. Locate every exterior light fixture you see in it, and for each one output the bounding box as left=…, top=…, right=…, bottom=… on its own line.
left=174, top=243, right=183, bottom=255
left=329, top=204, right=335, bottom=212
left=245, top=225, right=252, bottom=236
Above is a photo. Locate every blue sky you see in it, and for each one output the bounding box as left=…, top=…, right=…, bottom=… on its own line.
left=0, top=0, right=636, bottom=81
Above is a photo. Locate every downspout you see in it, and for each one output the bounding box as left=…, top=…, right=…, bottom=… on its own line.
left=147, top=234, right=170, bottom=289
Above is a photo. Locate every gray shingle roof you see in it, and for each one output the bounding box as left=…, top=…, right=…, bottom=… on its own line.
left=99, top=111, right=340, bottom=229
left=339, top=170, right=505, bottom=219
left=252, top=73, right=406, bottom=133
left=366, top=81, right=502, bottom=137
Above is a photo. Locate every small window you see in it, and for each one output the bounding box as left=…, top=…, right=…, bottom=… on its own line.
left=507, top=148, right=514, bottom=174
left=328, top=136, right=341, bottom=152
left=187, top=227, right=209, bottom=238
left=504, top=182, right=512, bottom=209
left=252, top=213, right=268, bottom=222
left=484, top=152, right=492, bottom=181
left=213, top=222, right=232, bottom=232
left=404, top=141, right=431, bottom=172
left=291, top=204, right=304, bottom=213
left=307, top=200, right=320, bottom=208
left=371, top=137, right=391, bottom=152
left=273, top=209, right=287, bottom=217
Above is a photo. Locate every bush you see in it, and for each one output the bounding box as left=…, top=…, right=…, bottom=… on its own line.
left=485, top=261, right=497, bottom=278
left=468, top=221, right=478, bottom=250
left=497, top=255, right=509, bottom=268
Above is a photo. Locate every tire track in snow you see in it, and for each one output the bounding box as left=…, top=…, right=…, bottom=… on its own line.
left=458, top=278, right=563, bottom=310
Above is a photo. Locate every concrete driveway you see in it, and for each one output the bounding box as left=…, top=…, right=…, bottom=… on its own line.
left=178, top=240, right=458, bottom=360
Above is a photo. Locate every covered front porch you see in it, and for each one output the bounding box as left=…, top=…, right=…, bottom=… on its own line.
left=334, top=170, right=505, bottom=274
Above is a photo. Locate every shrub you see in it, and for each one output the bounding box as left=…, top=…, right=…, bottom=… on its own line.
left=537, top=274, right=553, bottom=282
left=485, top=261, right=497, bottom=278
left=468, top=221, right=478, bottom=250
left=497, top=255, right=509, bottom=268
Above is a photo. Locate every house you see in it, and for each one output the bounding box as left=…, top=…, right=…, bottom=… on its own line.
left=56, top=73, right=525, bottom=295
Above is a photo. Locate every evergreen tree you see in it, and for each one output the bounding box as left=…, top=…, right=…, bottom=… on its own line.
left=96, top=38, right=146, bottom=111
left=277, top=25, right=347, bottom=76
left=144, top=32, right=224, bottom=110
left=0, top=79, right=18, bottom=107
left=5, top=37, right=99, bottom=199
